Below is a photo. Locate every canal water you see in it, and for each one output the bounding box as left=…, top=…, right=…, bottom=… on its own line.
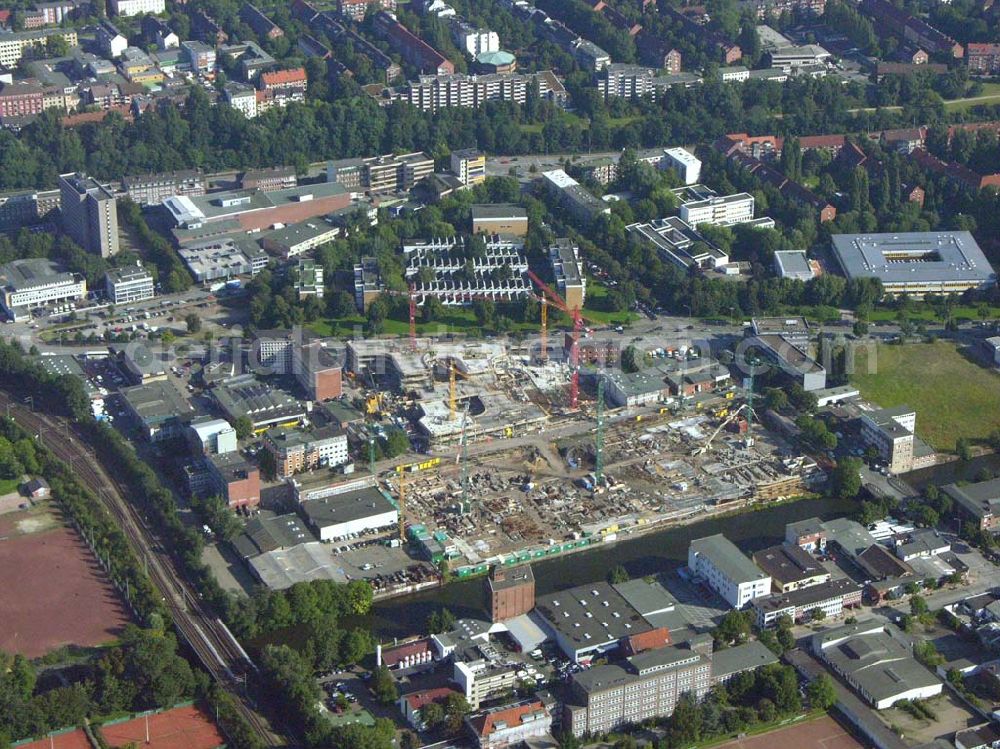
left=365, top=494, right=857, bottom=639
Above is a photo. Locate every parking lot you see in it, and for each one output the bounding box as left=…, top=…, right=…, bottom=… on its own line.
left=669, top=573, right=730, bottom=630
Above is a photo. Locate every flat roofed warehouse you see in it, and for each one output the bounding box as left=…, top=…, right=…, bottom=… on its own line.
left=831, top=231, right=996, bottom=296
left=752, top=543, right=830, bottom=591
left=212, top=376, right=306, bottom=430
left=163, top=181, right=351, bottom=232
left=121, top=380, right=196, bottom=440
left=298, top=484, right=399, bottom=541
left=535, top=580, right=662, bottom=662
left=0, top=258, right=86, bottom=321
left=812, top=621, right=943, bottom=708
left=232, top=512, right=316, bottom=559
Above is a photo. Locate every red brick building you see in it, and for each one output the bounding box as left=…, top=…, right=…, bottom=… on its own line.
left=0, top=83, right=44, bottom=119
left=209, top=452, right=260, bottom=508
left=374, top=11, right=454, bottom=75
left=485, top=564, right=535, bottom=622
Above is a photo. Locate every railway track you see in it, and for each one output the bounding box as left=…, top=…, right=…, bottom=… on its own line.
left=0, top=392, right=282, bottom=748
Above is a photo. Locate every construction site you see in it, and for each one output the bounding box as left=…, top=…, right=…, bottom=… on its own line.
left=339, top=325, right=825, bottom=581
left=278, top=268, right=824, bottom=585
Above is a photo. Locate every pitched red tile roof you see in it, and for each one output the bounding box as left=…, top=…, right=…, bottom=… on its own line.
left=468, top=701, right=549, bottom=739
left=622, top=626, right=672, bottom=655
left=403, top=687, right=456, bottom=711
left=260, top=67, right=307, bottom=88
left=798, top=134, right=846, bottom=150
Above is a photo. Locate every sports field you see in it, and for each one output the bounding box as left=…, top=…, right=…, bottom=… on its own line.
left=713, top=715, right=865, bottom=749
left=15, top=729, right=92, bottom=749
left=99, top=704, right=225, bottom=749
left=850, top=341, right=1000, bottom=451
left=0, top=507, right=131, bottom=658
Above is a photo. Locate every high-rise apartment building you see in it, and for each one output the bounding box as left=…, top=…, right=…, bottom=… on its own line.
left=59, top=173, right=119, bottom=258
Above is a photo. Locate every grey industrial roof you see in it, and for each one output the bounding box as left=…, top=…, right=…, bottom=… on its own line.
left=106, top=264, right=153, bottom=284
left=864, top=405, right=914, bottom=428
left=213, top=377, right=305, bottom=425
left=260, top=218, right=339, bottom=248
left=820, top=627, right=942, bottom=703
left=471, top=203, right=527, bottom=220
left=249, top=541, right=345, bottom=589
left=232, top=511, right=315, bottom=558
left=573, top=646, right=706, bottom=694
left=774, top=251, right=812, bottom=277
left=689, top=534, right=767, bottom=585
left=821, top=518, right=876, bottom=558
left=165, top=181, right=348, bottom=224
left=209, top=451, right=256, bottom=482
left=535, top=581, right=651, bottom=650
left=38, top=354, right=99, bottom=398
left=0, top=258, right=77, bottom=292
left=121, top=380, right=196, bottom=425
left=299, top=485, right=397, bottom=529
left=488, top=564, right=534, bottom=593
left=710, top=640, right=778, bottom=680
left=831, top=232, right=995, bottom=286
left=602, top=365, right=669, bottom=398
left=320, top=400, right=363, bottom=425
left=753, top=578, right=862, bottom=614
left=612, top=578, right=677, bottom=618
left=786, top=517, right=826, bottom=538
left=753, top=334, right=824, bottom=374
left=550, top=238, right=582, bottom=285
left=751, top=316, right=810, bottom=335
left=943, top=477, right=1000, bottom=520
left=752, top=544, right=826, bottom=585
left=895, top=529, right=948, bottom=557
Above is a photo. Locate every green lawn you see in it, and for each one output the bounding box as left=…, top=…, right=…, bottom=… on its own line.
left=582, top=280, right=639, bottom=326
left=0, top=477, right=21, bottom=496
left=850, top=341, right=1000, bottom=451
left=323, top=707, right=375, bottom=728
left=868, top=305, right=1000, bottom=323
left=945, top=82, right=1000, bottom=112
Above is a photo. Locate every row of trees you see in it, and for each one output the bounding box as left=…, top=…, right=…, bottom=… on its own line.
left=0, top=627, right=201, bottom=746
left=6, top=59, right=1000, bottom=195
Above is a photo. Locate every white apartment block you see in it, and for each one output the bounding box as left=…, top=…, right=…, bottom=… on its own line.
left=680, top=193, right=755, bottom=227
left=663, top=147, right=702, bottom=185
left=404, top=71, right=566, bottom=113
left=451, top=21, right=499, bottom=57
left=0, top=30, right=78, bottom=68
left=598, top=64, right=655, bottom=100
left=224, top=83, right=258, bottom=119
left=105, top=263, right=154, bottom=305
left=110, top=0, right=165, bottom=15
left=688, top=534, right=771, bottom=608
left=454, top=660, right=519, bottom=709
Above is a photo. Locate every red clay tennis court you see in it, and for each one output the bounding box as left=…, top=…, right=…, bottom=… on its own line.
left=14, top=728, right=92, bottom=749
left=713, top=716, right=866, bottom=749
left=0, top=511, right=131, bottom=658
left=98, top=704, right=225, bottom=749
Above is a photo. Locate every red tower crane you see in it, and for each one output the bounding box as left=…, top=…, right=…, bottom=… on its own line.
left=527, top=270, right=590, bottom=409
